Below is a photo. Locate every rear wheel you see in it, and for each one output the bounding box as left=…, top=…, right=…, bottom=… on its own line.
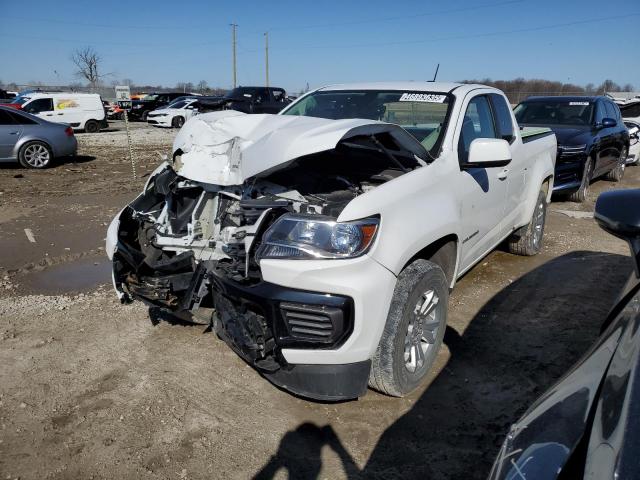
left=84, top=120, right=99, bottom=133
left=568, top=156, right=593, bottom=203
left=369, top=259, right=448, bottom=397
left=605, top=148, right=627, bottom=182
left=172, top=116, right=185, bottom=128
left=141, top=111, right=149, bottom=122
left=507, top=189, right=547, bottom=256
left=18, top=141, right=52, bottom=169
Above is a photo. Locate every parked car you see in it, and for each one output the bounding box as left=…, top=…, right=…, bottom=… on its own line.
left=625, top=120, right=640, bottom=165
left=514, top=96, right=630, bottom=202
left=489, top=188, right=640, bottom=480
left=128, top=92, right=190, bottom=121
left=620, top=99, right=640, bottom=123
left=0, top=105, right=77, bottom=168
left=147, top=98, right=201, bottom=128
left=7, top=92, right=107, bottom=133
left=105, top=82, right=556, bottom=400
left=219, top=86, right=291, bottom=113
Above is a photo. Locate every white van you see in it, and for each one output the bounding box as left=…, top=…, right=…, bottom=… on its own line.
left=16, top=93, right=106, bottom=132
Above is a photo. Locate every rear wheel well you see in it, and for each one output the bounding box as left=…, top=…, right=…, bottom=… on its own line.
left=402, top=235, right=458, bottom=287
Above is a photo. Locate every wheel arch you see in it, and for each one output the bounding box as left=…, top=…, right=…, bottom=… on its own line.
left=15, top=137, right=54, bottom=158
left=400, top=234, right=459, bottom=289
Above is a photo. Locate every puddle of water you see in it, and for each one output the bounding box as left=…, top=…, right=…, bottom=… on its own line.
left=20, top=257, right=112, bottom=295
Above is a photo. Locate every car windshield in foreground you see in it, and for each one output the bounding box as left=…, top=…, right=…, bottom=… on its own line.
left=514, top=101, right=594, bottom=126
left=282, top=90, right=453, bottom=152
left=169, top=100, right=188, bottom=109
left=142, top=94, right=159, bottom=101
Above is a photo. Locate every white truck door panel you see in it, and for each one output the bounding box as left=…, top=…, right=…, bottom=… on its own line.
left=455, top=94, right=509, bottom=271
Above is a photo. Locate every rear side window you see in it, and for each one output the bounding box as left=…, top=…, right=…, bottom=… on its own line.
left=489, top=93, right=514, bottom=142
left=0, top=110, right=15, bottom=125
left=23, top=98, right=53, bottom=114
left=7, top=110, right=37, bottom=124
left=254, top=88, right=270, bottom=103
left=458, top=95, right=497, bottom=164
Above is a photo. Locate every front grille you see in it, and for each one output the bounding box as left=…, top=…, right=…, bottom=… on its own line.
left=280, top=302, right=345, bottom=343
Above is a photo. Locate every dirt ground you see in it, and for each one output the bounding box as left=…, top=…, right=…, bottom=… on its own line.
left=0, top=121, right=638, bottom=479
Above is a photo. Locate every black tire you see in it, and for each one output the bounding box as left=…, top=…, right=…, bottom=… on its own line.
left=369, top=259, right=449, bottom=397
left=141, top=111, right=149, bottom=122
left=18, top=141, right=52, bottom=169
left=172, top=116, right=185, bottom=128
left=605, top=147, right=627, bottom=182
left=568, top=156, right=593, bottom=202
left=84, top=120, right=99, bottom=133
left=507, top=189, right=547, bottom=256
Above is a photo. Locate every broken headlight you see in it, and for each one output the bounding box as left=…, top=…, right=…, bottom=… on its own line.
left=256, top=214, right=379, bottom=260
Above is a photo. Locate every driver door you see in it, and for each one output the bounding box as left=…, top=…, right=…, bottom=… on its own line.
left=456, top=94, right=510, bottom=272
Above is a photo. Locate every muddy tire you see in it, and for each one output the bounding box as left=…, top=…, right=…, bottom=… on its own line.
left=568, top=156, right=593, bottom=203
left=605, top=148, right=627, bottom=182
left=141, top=111, right=149, bottom=122
left=18, top=141, right=52, bottom=169
left=84, top=120, right=99, bottom=133
left=507, top=189, right=547, bottom=256
left=369, top=259, right=448, bottom=397
left=172, top=116, right=185, bottom=128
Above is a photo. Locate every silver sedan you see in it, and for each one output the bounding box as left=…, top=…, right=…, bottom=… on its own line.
left=0, top=106, right=77, bottom=168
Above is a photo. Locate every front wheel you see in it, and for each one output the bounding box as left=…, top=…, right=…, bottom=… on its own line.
left=369, top=259, right=448, bottom=397
left=605, top=148, right=627, bottom=182
left=507, top=189, right=547, bottom=256
left=172, top=116, right=185, bottom=128
left=568, top=156, right=593, bottom=203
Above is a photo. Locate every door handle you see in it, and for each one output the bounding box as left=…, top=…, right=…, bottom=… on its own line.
left=497, top=168, right=509, bottom=180
left=8, top=131, right=19, bottom=135
left=57, top=113, right=64, bottom=115
left=45, top=113, right=53, bottom=116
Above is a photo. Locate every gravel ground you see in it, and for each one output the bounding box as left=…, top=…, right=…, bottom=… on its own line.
left=0, top=122, right=639, bottom=479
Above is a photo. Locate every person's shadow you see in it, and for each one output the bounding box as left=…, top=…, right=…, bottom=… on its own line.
left=252, top=251, right=632, bottom=479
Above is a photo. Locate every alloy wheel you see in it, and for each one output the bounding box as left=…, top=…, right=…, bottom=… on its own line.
left=404, top=289, right=440, bottom=373
left=24, top=144, right=50, bottom=168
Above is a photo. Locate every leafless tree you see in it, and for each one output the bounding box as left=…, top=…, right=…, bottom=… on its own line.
left=71, top=47, right=103, bottom=87
left=197, top=80, right=208, bottom=94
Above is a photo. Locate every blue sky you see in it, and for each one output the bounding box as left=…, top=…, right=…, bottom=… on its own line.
left=1, top=0, right=638, bottom=92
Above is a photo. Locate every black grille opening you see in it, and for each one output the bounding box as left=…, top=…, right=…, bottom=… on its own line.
left=280, top=302, right=345, bottom=344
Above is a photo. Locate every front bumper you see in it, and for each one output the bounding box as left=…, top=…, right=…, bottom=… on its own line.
left=147, top=116, right=170, bottom=127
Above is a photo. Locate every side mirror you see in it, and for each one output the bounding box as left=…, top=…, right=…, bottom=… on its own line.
left=595, top=189, right=640, bottom=276
left=464, top=138, right=512, bottom=168
left=599, top=117, right=617, bottom=129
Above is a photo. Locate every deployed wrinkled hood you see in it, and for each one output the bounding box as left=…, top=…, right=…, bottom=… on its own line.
left=172, top=111, right=427, bottom=185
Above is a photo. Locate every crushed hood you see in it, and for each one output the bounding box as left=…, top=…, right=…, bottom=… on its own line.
left=172, top=111, right=427, bottom=185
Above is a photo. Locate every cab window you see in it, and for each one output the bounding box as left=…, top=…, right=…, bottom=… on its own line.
left=23, top=98, right=53, bottom=114
left=489, top=94, right=514, bottom=142
left=458, top=95, right=497, bottom=163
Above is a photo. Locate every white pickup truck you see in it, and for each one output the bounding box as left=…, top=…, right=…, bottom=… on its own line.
left=106, top=82, right=556, bottom=400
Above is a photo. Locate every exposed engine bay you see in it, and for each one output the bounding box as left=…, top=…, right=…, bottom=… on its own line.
left=109, top=112, right=428, bottom=377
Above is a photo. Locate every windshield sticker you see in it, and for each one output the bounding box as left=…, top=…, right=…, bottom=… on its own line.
left=569, top=102, right=589, bottom=106
left=399, top=93, right=446, bottom=103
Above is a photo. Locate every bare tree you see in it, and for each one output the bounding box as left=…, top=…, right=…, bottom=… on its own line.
left=71, top=47, right=103, bottom=88
left=197, top=80, right=208, bottom=94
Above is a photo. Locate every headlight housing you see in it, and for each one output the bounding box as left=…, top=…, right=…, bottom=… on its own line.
left=256, top=214, right=379, bottom=260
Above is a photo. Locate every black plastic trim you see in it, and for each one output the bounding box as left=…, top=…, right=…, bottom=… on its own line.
left=263, top=360, right=371, bottom=401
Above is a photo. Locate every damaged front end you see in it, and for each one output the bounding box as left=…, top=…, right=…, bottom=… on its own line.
left=107, top=112, right=427, bottom=399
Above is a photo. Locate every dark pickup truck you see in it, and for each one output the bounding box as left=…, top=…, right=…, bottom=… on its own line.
left=515, top=96, right=630, bottom=202
left=128, top=92, right=190, bottom=121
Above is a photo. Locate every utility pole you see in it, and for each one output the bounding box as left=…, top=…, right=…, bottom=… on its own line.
left=230, top=23, right=238, bottom=88
left=264, top=31, right=269, bottom=87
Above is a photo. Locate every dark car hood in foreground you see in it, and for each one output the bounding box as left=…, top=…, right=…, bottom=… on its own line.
left=489, top=274, right=640, bottom=479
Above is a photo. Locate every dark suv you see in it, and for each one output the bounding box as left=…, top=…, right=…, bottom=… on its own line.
left=221, top=86, right=290, bottom=114
left=515, top=96, right=630, bottom=202
left=129, top=92, right=189, bottom=121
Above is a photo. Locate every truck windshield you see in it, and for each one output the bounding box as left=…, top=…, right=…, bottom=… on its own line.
left=281, top=90, right=453, bottom=152
left=514, top=101, right=594, bottom=126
